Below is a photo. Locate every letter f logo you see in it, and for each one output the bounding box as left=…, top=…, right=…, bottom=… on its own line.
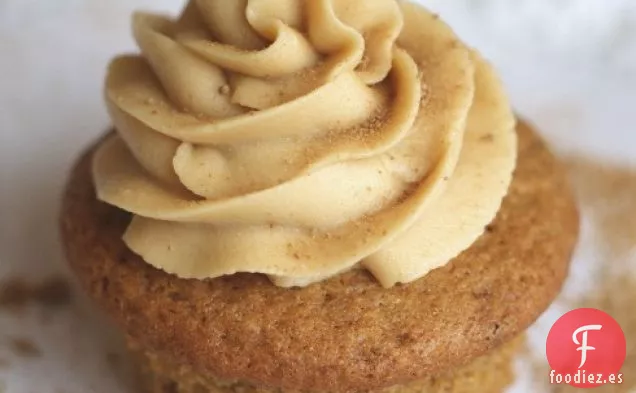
left=572, top=325, right=603, bottom=368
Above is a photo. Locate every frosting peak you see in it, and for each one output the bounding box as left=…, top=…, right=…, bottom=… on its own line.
left=94, top=0, right=517, bottom=287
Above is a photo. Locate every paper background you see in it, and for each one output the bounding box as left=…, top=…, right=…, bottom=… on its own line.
left=1, top=0, right=635, bottom=392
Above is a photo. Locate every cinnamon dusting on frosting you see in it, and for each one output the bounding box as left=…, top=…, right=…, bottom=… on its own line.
left=93, top=0, right=517, bottom=287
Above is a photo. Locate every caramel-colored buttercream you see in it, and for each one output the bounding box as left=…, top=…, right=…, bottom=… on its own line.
left=93, top=0, right=516, bottom=287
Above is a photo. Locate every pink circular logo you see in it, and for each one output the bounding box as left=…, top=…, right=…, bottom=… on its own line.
left=546, top=308, right=626, bottom=388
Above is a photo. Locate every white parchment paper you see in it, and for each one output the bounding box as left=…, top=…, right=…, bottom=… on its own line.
left=1, top=1, right=635, bottom=392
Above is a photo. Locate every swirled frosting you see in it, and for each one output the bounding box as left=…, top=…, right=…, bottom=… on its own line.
left=93, top=0, right=517, bottom=288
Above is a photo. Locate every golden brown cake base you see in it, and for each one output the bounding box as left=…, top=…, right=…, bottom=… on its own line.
left=60, top=120, right=578, bottom=392
left=130, top=336, right=524, bottom=393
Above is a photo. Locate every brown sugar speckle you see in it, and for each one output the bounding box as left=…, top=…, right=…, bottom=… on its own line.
left=420, top=91, right=430, bottom=108
left=359, top=55, right=370, bottom=69
left=328, top=108, right=388, bottom=148
left=480, top=134, right=494, bottom=143
left=218, top=84, right=230, bottom=95
left=10, top=338, right=41, bottom=358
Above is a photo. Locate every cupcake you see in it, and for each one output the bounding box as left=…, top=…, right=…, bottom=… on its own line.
left=60, top=0, right=579, bottom=392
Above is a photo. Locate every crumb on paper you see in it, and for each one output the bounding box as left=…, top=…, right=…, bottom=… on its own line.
left=523, top=158, right=636, bottom=392
left=10, top=338, right=41, bottom=358
left=106, top=352, right=121, bottom=368
left=0, top=276, right=72, bottom=311
left=566, top=159, right=636, bottom=261
left=555, top=158, right=636, bottom=392
left=35, top=278, right=73, bottom=307
left=549, top=274, right=636, bottom=392
left=0, top=279, right=30, bottom=309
